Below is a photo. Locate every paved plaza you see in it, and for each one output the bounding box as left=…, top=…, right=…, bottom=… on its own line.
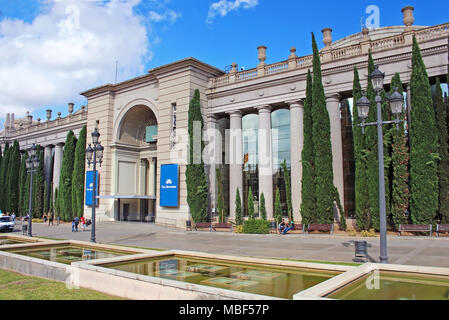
left=10, top=221, right=449, bottom=268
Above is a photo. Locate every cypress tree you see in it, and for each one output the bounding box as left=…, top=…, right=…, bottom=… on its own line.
left=54, top=188, right=59, bottom=218
left=300, top=70, right=317, bottom=225
left=18, top=154, right=27, bottom=215
left=0, top=143, right=10, bottom=211
left=72, top=125, right=87, bottom=218
left=6, top=140, right=20, bottom=214
left=259, top=192, right=266, bottom=220
left=365, top=51, right=380, bottom=230
left=235, top=187, right=242, bottom=225
left=59, top=131, right=77, bottom=221
left=44, top=181, right=48, bottom=215
left=248, top=186, right=254, bottom=220
left=311, top=33, right=335, bottom=224
left=390, top=73, right=410, bottom=228
left=353, top=67, right=371, bottom=230
left=32, top=147, right=44, bottom=218
left=434, top=77, right=449, bottom=223
left=274, top=187, right=282, bottom=225
left=281, top=159, right=292, bottom=222
left=185, top=89, right=208, bottom=223
left=216, top=167, right=225, bottom=223
left=409, top=36, right=439, bottom=225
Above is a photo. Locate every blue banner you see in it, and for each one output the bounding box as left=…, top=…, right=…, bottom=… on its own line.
left=85, top=170, right=98, bottom=206
left=160, top=164, right=179, bottom=207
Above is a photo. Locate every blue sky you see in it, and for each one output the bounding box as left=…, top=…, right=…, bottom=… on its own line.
left=0, top=0, right=448, bottom=128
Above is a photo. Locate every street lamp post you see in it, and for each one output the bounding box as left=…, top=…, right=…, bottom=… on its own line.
left=356, top=65, right=405, bottom=264
left=85, top=126, right=103, bottom=243
left=25, top=144, right=40, bottom=237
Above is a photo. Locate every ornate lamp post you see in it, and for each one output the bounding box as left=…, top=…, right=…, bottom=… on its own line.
left=25, top=144, right=39, bottom=237
left=85, top=127, right=103, bottom=243
left=356, top=65, right=404, bottom=264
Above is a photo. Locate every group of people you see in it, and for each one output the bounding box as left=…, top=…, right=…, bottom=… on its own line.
left=0, top=211, right=16, bottom=223
left=72, top=216, right=89, bottom=232
left=42, top=213, right=57, bottom=226
left=278, top=219, right=295, bottom=235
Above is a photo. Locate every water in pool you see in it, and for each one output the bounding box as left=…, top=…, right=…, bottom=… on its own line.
left=104, top=255, right=341, bottom=299
left=10, top=245, right=125, bottom=265
left=328, top=271, right=449, bottom=300
left=0, top=239, right=21, bottom=246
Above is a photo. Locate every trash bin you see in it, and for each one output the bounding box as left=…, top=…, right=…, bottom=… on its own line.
left=355, top=240, right=368, bottom=261
left=186, top=220, right=192, bottom=231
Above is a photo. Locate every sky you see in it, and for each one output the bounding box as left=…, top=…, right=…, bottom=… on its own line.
left=0, top=0, right=448, bottom=129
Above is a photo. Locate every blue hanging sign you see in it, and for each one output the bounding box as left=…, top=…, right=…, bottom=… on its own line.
left=85, top=170, right=99, bottom=206
left=160, top=164, right=179, bottom=207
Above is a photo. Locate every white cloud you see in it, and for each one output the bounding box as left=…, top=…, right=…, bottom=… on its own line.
left=0, top=0, right=155, bottom=120
left=149, top=10, right=181, bottom=23
left=207, top=0, right=258, bottom=23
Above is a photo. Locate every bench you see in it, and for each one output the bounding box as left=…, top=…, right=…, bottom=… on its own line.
left=398, top=224, right=432, bottom=236
left=436, top=224, right=449, bottom=237
left=194, top=222, right=212, bottom=231
left=291, top=224, right=305, bottom=233
left=212, top=223, right=233, bottom=232
left=307, top=224, right=334, bottom=234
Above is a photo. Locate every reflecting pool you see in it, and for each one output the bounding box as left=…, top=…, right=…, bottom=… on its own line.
left=103, top=255, right=341, bottom=299
left=10, top=245, right=126, bottom=265
left=328, top=271, right=449, bottom=300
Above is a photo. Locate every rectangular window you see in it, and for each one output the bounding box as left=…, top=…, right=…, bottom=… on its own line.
left=170, top=103, right=177, bottom=150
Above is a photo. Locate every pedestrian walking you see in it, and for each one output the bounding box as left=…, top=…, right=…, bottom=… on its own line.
left=11, top=213, right=16, bottom=223
left=74, top=216, right=79, bottom=232
left=80, top=216, right=86, bottom=231
left=48, top=213, right=53, bottom=226
left=71, top=219, right=75, bottom=232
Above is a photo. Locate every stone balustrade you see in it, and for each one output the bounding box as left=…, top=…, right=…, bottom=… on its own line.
left=209, top=22, right=449, bottom=88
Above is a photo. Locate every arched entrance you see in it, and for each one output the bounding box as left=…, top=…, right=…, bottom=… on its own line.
left=112, top=104, right=158, bottom=222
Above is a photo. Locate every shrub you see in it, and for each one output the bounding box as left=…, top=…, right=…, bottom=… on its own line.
left=234, top=225, right=243, bottom=234
left=242, top=219, right=270, bottom=234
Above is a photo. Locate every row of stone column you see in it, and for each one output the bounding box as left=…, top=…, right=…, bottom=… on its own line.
left=208, top=94, right=345, bottom=223
left=138, top=158, right=157, bottom=196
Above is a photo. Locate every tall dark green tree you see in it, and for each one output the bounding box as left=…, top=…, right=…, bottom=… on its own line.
left=186, top=89, right=208, bottom=223
left=59, top=131, right=77, bottom=221
left=434, top=77, right=449, bottom=223
left=235, top=187, right=242, bottom=225
left=300, top=70, right=317, bottom=225
left=364, top=51, right=380, bottom=230
left=274, top=187, right=282, bottom=225
left=259, top=192, right=266, bottom=220
left=248, top=187, right=255, bottom=220
left=32, top=146, right=44, bottom=218
left=6, top=140, right=20, bottom=214
left=409, top=36, right=439, bottom=225
left=72, top=125, right=87, bottom=218
left=281, top=159, right=292, bottom=222
left=311, top=33, right=336, bottom=224
left=353, top=67, right=371, bottom=230
left=216, top=168, right=225, bottom=223
left=390, top=73, right=410, bottom=228
left=18, top=155, right=27, bottom=215
left=0, top=142, right=10, bottom=211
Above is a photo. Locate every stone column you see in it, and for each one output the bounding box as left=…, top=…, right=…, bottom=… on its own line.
left=228, top=111, right=243, bottom=221
left=207, top=114, right=220, bottom=215
left=287, top=100, right=304, bottom=222
left=139, top=159, right=147, bottom=196
left=52, top=143, right=64, bottom=196
left=149, top=158, right=156, bottom=196
left=326, top=94, right=345, bottom=212
left=44, top=145, right=53, bottom=208
left=257, top=106, right=274, bottom=220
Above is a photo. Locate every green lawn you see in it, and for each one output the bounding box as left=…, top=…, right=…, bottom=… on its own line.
left=0, top=269, right=123, bottom=300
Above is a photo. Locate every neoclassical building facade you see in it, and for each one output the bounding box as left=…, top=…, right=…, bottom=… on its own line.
left=1, top=6, right=448, bottom=228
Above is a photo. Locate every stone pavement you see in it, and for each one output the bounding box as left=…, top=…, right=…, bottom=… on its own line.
left=12, top=221, right=449, bottom=268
